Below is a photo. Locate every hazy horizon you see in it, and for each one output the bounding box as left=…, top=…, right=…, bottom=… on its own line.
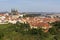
left=0, top=0, right=60, bottom=12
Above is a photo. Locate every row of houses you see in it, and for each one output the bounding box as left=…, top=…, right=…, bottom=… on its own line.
left=19, top=17, right=60, bottom=32
left=0, top=13, right=60, bottom=32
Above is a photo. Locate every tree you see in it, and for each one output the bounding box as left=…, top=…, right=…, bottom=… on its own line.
left=0, top=31, right=4, bottom=39
left=49, top=27, right=57, bottom=35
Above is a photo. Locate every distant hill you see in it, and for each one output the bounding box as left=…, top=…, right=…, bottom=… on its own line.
left=22, top=12, right=60, bottom=15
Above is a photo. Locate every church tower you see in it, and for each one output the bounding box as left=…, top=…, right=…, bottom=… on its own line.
left=11, top=9, right=19, bottom=15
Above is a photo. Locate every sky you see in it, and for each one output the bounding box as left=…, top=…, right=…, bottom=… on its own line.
left=0, top=0, right=60, bottom=12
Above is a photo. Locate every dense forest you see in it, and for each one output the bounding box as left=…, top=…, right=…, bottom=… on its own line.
left=0, top=21, right=60, bottom=40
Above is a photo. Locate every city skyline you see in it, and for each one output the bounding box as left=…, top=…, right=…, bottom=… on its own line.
left=0, top=0, right=60, bottom=12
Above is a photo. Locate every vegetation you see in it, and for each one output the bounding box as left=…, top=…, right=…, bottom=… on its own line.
left=23, top=14, right=41, bottom=17
left=0, top=21, right=60, bottom=40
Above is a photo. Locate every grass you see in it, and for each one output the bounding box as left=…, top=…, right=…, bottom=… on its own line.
left=2, top=32, right=40, bottom=40
left=0, top=24, right=12, bottom=29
